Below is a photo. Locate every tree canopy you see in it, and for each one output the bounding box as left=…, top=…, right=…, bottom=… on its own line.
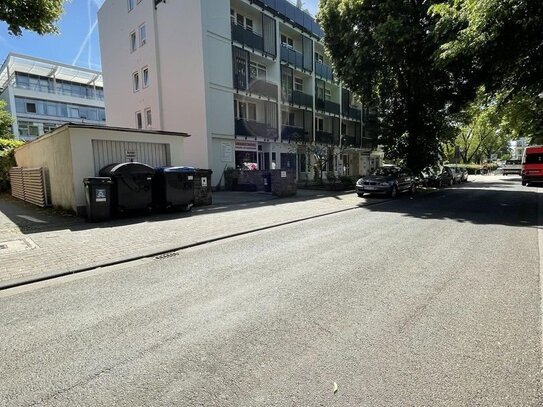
left=318, top=0, right=459, bottom=172
left=0, top=0, right=66, bottom=36
left=0, top=101, right=13, bottom=139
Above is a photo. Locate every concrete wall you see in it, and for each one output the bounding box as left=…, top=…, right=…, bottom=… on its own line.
left=14, top=127, right=75, bottom=210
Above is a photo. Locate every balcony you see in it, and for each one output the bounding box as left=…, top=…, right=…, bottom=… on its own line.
left=315, top=130, right=337, bottom=145
left=342, top=106, right=361, bottom=121
left=341, top=135, right=361, bottom=148
left=234, top=77, right=278, bottom=99
left=316, top=98, right=340, bottom=115
left=231, top=23, right=264, bottom=53
left=281, top=125, right=309, bottom=143
left=235, top=119, right=278, bottom=139
left=282, top=90, right=313, bottom=108
left=280, top=45, right=304, bottom=71
left=315, top=61, right=334, bottom=82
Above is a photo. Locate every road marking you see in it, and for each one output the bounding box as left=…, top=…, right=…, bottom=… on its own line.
left=16, top=215, right=47, bottom=224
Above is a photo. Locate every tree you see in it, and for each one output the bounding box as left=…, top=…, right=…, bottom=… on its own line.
left=431, top=0, right=543, bottom=99
left=318, top=0, right=458, bottom=173
left=0, top=0, right=66, bottom=36
left=0, top=101, right=13, bottom=139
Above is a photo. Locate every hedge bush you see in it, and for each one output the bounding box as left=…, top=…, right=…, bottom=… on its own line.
left=0, top=138, right=24, bottom=192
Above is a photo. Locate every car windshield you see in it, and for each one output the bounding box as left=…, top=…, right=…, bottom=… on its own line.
left=373, top=167, right=399, bottom=176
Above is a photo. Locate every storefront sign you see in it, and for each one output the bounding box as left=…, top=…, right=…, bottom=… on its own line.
left=235, top=140, right=257, bottom=152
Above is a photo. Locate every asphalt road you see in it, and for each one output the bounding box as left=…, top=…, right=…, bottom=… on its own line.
left=1, top=176, right=541, bottom=406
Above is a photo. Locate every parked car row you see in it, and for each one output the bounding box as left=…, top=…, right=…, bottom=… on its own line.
left=418, top=166, right=468, bottom=188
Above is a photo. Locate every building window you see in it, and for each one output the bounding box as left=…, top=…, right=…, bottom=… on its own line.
left=315, top=52, right=324, bottom=64
left=315, top=117, right=324, bottom=131
left=136, top=112, right=143, bottom=129
left=139, top=24, right=146, bottom=46
left=133, top=72, right=140, bottom=92
left=142, top=67, right=149, bottom=87
left=245, top=18, right=253, bottom=32
left=26, top=102, right=36, bottom=113
left=130, top=31, right=137, bottom=52
left=145, top=108, right=152, bottom=128
left=281, top=34, right=294, bottom=48
left=249, top=62, right=266, bottom=81
left=247, top=103, right=256, bottom=121
left=234, top=100, right=256, bottom=121
left=69, top=107, right=80, bottom=118
left=294, top=77, right=303, bottom=92
left=230, top=9, right=235, bottom=24
left=128, top=0, right=134, bottom=11
left=325, top=88, right=331, bottom=101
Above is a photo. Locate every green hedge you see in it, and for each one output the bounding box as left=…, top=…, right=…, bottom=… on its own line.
left=0, top=138, right=24, bottom=192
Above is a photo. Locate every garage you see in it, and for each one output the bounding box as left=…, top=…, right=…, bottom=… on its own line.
left=92, top=140, right=170, bottom=173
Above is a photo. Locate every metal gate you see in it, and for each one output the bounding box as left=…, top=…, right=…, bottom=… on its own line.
left=92, top=140, right=170, bottom=174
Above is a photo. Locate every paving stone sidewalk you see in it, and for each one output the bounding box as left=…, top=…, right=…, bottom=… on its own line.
left=0, top=189, right=381, bottom=288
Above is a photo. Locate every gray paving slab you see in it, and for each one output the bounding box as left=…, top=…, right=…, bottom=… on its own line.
left=0, top=188, right=375, bottom=288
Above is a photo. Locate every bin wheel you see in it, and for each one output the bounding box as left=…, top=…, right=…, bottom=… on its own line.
left=184, top=203, right=194, bottom=212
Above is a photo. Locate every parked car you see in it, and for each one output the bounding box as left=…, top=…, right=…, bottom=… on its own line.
left=459, top=167, right=469, bottom=182
left=419, top=167, right=443, bottom=187
left=521, top=146, right=543, bottom=186
left=356, top=166, right=416, bottom=198
left=503, top=159, right=522, bottom=175
left=439, top=167, right=455, bottom=187
left=446, top=166, right=463, bottom=184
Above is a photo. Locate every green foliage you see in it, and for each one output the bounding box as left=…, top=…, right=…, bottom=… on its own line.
left=0, top=101, right=13, bottom=139
left=0, top=0, right=66, bottom=36
left=431, top=0, right=543, bottom=98
left=0, top=138, right=24, bottom=192
left=318, top=0, right=458, bottom=173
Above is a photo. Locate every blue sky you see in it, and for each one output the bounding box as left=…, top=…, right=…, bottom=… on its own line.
left=0, top=0, right=319, bottom=72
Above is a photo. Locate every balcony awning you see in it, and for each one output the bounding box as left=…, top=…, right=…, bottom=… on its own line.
left=0, top=53, right=103, bottom=89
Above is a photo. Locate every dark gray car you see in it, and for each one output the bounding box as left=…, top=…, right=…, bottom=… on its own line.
left=356, top=166, right=416, bottom=198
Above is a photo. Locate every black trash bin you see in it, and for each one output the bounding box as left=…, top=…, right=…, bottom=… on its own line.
left=153, top=166, right=195, bottom=211
left=99, top=162, right=155, bottom=213
left=194, top=169, right=213, bottom=206
left=83, top=177, right=113, bottom=222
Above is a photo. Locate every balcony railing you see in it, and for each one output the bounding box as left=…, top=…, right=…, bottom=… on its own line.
left=251, top=79, right=277, bottom=99
left=315, top=61, right=334, bottom=82
left=316, top=98, right=340, bottom=115
left=13, top=83, right=104, bottom=101
left=231, top=23, right=264, bottom=52
left=280, top=45, right=304, bottom=71
left=341, top=135, right=361, bottom=148
left=282, top=90, right=313, bottom=108
left=281, top=125, right=309, bottom=143
left=315, top=130, right=337, bottom=145
left=342, top=106, right=361, bottom=121
left=235, top=119, right=278, bottom=139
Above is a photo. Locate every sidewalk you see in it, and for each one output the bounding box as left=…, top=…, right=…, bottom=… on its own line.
left=0, top=189, right=380, bottom=288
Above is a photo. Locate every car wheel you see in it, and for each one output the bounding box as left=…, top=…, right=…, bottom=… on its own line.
left=449, top=179, right=453, bottom=187
left=522, top=181, right=527, bottom=186
left=357, top=192, right=364, bottom=197
left=390, top=185, right=398, bottom=198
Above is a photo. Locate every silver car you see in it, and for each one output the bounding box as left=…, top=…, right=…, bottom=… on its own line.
left=356, top=166, right=416, bottom=198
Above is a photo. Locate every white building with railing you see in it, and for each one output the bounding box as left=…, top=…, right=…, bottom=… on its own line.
left=0, top=53, right=106, bottom=141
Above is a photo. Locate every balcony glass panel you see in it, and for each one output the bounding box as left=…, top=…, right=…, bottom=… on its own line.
left=281, top=125, right=308, bottom=142
left=315, top=130, right=335, bottom=145
left=280, top=45, right=305, bottom=71
left=315, top=61, right=334, bottom=82
left=235, top=119, right=278, bottom=139
left=231, top=23, right=264, bottom=52
left=248, top=79, right=278, bottom=99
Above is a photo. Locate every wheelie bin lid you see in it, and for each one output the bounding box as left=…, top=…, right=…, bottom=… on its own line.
left=84, top=177, right=113, bottom=185
left=99, top=162, right=155, bottom=177
left=155, top=166, right=196, bottom=174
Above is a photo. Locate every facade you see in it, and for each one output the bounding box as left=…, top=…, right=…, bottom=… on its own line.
left=0, top=54, right=106, bottom=141
left=510, top=138, right=528, bottom=160
left=98, top=0, right=380, bottom=185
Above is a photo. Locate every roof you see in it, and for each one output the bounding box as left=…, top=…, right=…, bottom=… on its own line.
left=0, top=53, right=103, bottom=90
left=61, top=123, right=191, bottom=137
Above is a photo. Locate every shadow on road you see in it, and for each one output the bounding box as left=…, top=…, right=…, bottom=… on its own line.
left=359, top=179, right=540, bottom=228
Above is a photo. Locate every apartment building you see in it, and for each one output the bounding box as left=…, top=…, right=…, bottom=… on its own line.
left=0, top=54, right=106, bottom=141
left=98, top=0, right=381, bottom=184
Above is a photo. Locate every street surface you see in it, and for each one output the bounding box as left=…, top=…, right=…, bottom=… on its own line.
left=1, top=176, right=541, bottom=406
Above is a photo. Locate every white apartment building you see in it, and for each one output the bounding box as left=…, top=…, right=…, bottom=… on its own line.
left=0, top=54, right=106, bottom=141
left=98, top=0, right=380, bottom=185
